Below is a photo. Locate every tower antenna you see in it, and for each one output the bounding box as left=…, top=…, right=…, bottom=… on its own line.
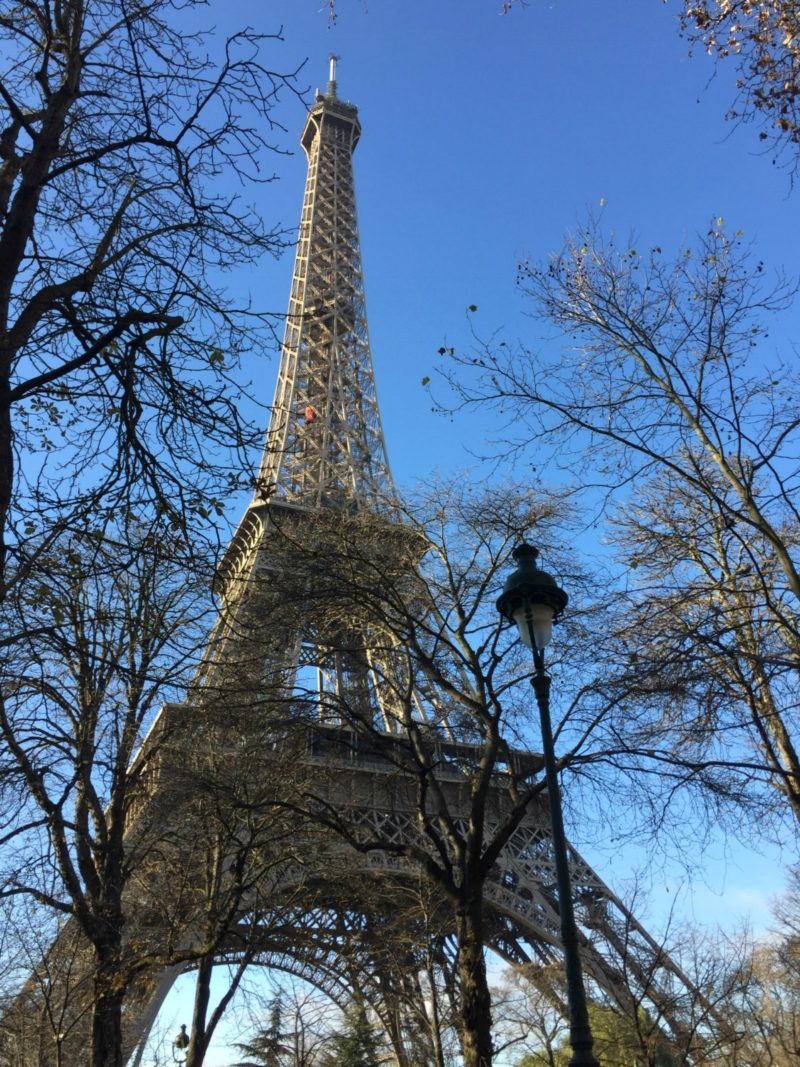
left=327, top=53, right=339, bottom=97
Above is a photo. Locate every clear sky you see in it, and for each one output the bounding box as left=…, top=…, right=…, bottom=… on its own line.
left=154, top=1, right=798, bottom=1060
left=226, top=0, right=800, bottom=488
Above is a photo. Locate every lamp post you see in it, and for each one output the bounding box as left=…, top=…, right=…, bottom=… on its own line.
left=497, top=544, right=599, bottom=1067
left=172, top=1024, right=190, bottom=1064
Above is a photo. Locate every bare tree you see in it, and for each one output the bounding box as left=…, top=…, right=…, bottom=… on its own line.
left=0, top=0, right=300, bottom=592
left=496, top=917, right=785, bottom=1067
left=491, top=965, right=569, bottom=1067
left=679, top=1, right=800, bottom=168
left=655, top=908, right=800, bottom=1067
left=0, top=527, right=214, bottom=1066
left=442, top=220, right=800, bottom=834
left=0, top=528, right=320, bottom=1067
left=736, top=868, right=800, bottom=1065
left=0, top=900, right=92, bottom=1067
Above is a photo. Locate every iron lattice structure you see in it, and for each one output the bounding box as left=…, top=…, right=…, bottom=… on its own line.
left=1, top=62, right=726, bottom=1067
left=258, top=67, right=393, bottom=510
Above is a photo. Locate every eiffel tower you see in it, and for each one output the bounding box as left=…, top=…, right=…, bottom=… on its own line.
left=3, top=60, right=717, bottom=1067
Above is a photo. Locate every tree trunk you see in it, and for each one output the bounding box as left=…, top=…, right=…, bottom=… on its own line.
left=91, top=962, right=125, bottom=1067
left=424, top=953, right=448, bottom=1067
left=185, top=954, right=214, bottom=1067
left=0, top=386, right=11, bottom=593
left=455, top=893, right=493, bottom=1067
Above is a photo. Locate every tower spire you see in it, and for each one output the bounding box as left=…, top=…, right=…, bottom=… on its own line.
left=257, top=63, right=394, bottom=511
left=327, top=53, right=339, bottom=98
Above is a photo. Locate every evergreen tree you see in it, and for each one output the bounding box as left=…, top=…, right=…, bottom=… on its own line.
left=233, top=994, right=284, bottom=1067
left=322, top=998, right=381, bottom=1067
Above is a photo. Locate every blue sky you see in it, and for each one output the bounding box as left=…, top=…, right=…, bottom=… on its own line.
left=226, top=0, right=799, bottom=489
left=153, top=1, right=798, bottom=1059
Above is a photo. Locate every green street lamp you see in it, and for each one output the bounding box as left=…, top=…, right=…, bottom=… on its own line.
left=497, top=544, right=599, bottom=1067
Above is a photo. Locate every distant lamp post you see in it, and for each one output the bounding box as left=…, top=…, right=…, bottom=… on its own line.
left=497, top=544, right=599, bottom=1067
left=172, top=1024, right=190, bottom=1064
